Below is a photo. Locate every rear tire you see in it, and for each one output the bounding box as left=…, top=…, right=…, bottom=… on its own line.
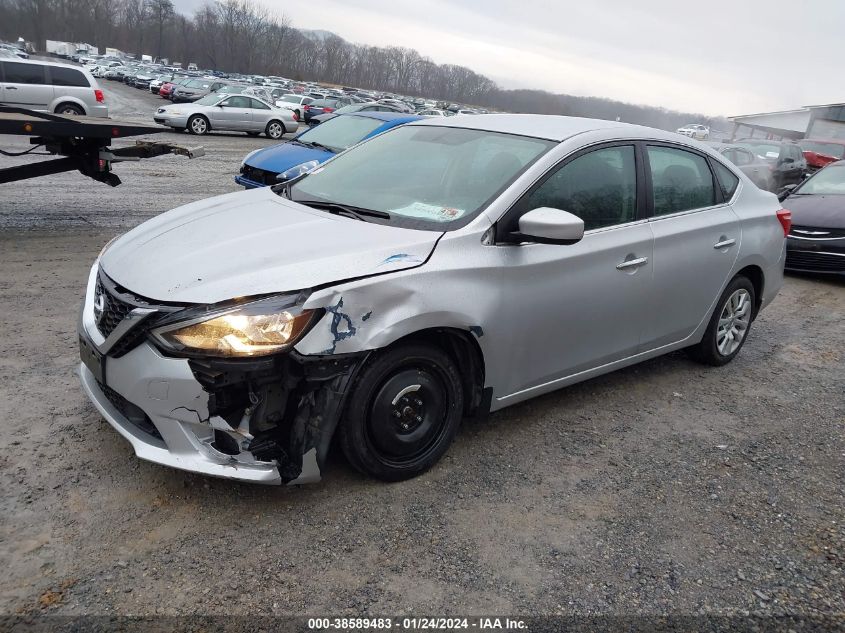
left=187, top=114, right=208, bottom=135
left=265, top=120, right=285, bottom=139
left=339, top=344, right=464, bottom=481
left=56, top=103, right=84, bottom=116
left=687, top=275, right=755, bottom=366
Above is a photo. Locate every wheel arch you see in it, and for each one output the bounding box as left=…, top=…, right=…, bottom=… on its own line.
left=53, top=98, right=87, bottom=115
left=735, top=264, right=764, bottom=318
left=388, top=327, right=487, bottom=418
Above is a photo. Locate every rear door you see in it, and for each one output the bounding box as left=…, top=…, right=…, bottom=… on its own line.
left=0, top=61, right=53, bottom=110
left=641, top=143, right=740, bottom=349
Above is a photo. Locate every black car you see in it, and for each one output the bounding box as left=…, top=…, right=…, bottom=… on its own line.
left=780, top=160, right=845, bottom=276
left=734, top=139, right=808, bottom=193
left=303, top=97, right=353, bottom=124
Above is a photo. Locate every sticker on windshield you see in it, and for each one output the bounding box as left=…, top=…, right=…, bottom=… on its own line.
left=390, top=202, right=466, bottom=222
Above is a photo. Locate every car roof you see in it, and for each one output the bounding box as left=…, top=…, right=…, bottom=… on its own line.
left=345, top=111, right=422, bottom=123
left=1, top=57, right=90, bottom=72
left=409, top=113, right=683, bottom=142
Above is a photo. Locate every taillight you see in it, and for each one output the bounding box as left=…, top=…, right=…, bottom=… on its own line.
left=303, top=104, right=310, bottom=111
left=323, top=107, right=334, bottom=113
left=777, top=208, right=792, bottom=237
left=94, top=89, right=105, bottom=103
left=292, top=111, right=299, bottom=122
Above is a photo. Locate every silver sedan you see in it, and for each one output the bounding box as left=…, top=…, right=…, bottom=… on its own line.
left=153, top=93, right=297, bottom=139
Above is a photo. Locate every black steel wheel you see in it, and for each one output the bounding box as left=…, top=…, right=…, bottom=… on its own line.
left=339, top=343, right=464, bottom=481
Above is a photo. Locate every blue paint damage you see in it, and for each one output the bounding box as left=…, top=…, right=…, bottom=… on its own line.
left=322, top=297, right=358, bottom=354
left=380, top=253, right=423, bottom=266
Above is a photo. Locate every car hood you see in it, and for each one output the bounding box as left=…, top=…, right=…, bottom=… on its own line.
left=245, top=142, right=335, bottom=173
left=785, top=194, right=845, bottom=229
left=100, top=187, right=440, bottom=304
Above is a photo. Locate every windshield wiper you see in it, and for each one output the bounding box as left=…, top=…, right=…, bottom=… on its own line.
left=297, top=140, right=337, bottom=152
left=298, top=200, right=391, bottom=221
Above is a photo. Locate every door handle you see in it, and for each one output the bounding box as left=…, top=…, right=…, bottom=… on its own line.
left=6, top=86, right=17, bottom=90
left=616, top=256, right=648, bottom=270
left=713, top=238, right=736, bottom=249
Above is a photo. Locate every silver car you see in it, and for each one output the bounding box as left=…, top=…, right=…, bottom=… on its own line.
left=0, top=58, right=107, bottom=117
left=153, top=93, right=296, bottom=138
left=78, top=115, right=787, bottom=485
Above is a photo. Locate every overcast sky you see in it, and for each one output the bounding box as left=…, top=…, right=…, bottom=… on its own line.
left=174, top=0, right=844, bottom=116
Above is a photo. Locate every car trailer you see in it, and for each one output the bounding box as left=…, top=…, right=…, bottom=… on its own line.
left=0, top=105, right=203, bottom=186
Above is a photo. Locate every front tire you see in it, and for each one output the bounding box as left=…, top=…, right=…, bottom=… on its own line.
left=339, top=344, right=464, bottom=481
left=265, top=120, right=285, bottom=139
left=687, top=275, right=755, bottom=366
left=188, top=114, right=208, bottom=135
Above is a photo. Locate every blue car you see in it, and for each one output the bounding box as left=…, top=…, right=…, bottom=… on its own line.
left=235, top=111, right=421, bottom=188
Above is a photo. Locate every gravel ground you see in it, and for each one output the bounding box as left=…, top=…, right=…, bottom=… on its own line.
left=1, top=83, right=844, bottom=621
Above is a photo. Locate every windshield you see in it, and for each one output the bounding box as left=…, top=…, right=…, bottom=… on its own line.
left=799, top=141, right=845, bottom=159
left=295, top=115, right=385, bottom=152
left=280, top=95, right=301, bottom=103
left=796, top=164, right=845, bottom=195
left=185, top=79, right=210, bottom=89
left=290, top=125, right=555, bottom=230
left=195, top=94, right=222, bottom=106
left=217, top=85, right=244, bottom=94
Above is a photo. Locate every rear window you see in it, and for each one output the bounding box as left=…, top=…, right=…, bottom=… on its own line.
left=3, top=61, right=46, bottom=84
left=49, top=66, right=90, bottom=87
left=712, top=161, right=740, bottom=199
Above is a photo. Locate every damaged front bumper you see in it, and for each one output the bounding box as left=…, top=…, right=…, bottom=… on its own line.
left=77, top=262, right=366, bottom=485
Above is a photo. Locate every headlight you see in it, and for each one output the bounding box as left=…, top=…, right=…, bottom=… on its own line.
left=277, top=160, right=321, bottom=183
left=152, top=294, right=317, bottom=357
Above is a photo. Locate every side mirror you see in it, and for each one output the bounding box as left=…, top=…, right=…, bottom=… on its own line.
left=513, top=207, right=585, bottom=245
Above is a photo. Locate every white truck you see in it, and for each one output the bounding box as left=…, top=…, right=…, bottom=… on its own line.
left=45, top=40, right=74, bottom=57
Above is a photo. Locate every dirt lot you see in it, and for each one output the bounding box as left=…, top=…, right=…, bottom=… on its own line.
left=1, top=82, right=844, bottom=620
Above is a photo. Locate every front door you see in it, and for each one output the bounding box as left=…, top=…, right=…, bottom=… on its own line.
left=213, top=96, right=251, bottom=130
left=495, top=144, right=654, bottom=399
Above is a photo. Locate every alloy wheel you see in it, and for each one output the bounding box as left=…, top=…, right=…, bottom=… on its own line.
left=267, top=122, right=283, bottom=139
left=716, top=289, right=751, bottom=356
left=190, top=117, right=207, bottom=134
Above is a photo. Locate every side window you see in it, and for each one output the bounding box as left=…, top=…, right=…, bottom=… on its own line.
left=249, top=98, right=270, bottom=110
left=4, top=62, right=46, bottom=84
left=49, top=66, right=90, bottom=87
left=735, top=149, right=754, bottom=166
left=224, top=96, right=250, bottom=108
left=647, top=145, right=715, bottom=216
left=522, top=145, right=637, bottom=231
left=712, top=160, right=740, bottom=199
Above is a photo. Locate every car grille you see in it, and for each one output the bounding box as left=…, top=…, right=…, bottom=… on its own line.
left=790, top=225, right=845, bottom=239
left=94, top=274, right=134, bottom=339
left=240, top=165, right=278, bottom=186
left=97, top=381, right=162, bottom=440
left=94, top=270, right=167, bottom=358
left=786, top=250, right=845, bottom=272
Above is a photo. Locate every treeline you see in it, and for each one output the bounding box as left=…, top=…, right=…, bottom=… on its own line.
left=0, top=0, right=724, bottom=129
